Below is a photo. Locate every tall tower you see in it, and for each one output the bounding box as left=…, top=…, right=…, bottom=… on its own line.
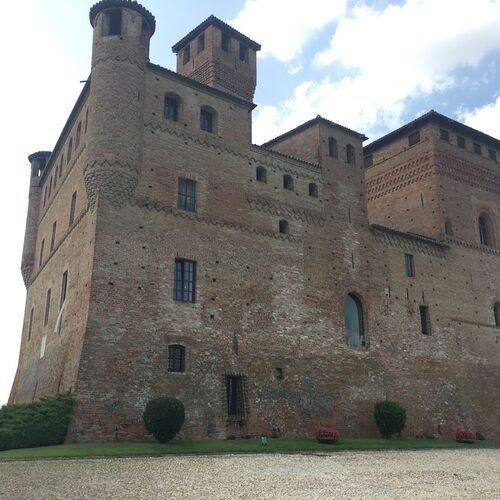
left=172, top=16, right=261, bottom=102
left=85, top=0, right=155, bottom=207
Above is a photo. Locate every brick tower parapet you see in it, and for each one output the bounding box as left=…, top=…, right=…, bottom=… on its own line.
left=85, top=0, right=155, bottom=207
left=21, top=151, right=51, bottom=286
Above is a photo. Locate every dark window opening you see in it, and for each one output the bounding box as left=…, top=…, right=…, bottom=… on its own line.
left=346, top=144, right=356, bottom=165
left=76, top=122, right=82, bottom=148
left=164, top=96, right=180, bottom=122
left=420, top=305, right=431, bottom=335
left=445, top=219, right=453, bottom=235
left=177, top=178, right=196, bottom=212
left=405, top=253, right=415, bottom=277
left=28, top=308, right=34, bottom=341
left=279, top=219, right=289, bottom=234
left=69, top=191, right=77, bottom=227
left=344, top=294, right=365, bottom=346
left=48, top=176, right=53, bottom=198
left=106, top=9, right=122, bottom=36
left=44, top=288, right=51, bottom=326
left=439, top=128, right=449, bottom=141
left=200, top=108, right=214, bottom=133
left=489, top=149, right=497, bottom=161
left=494, top=302, right=500, bottom=327
left=364, top=154, right=373, bottom=168
left=168, top=344, right=185, bottom=372
left=283, top=174, right=294, bottom=191
left=328, top=137, right=338, bottom=158
left=256, top=166, right=267, bottom=183
left=309, top=183, right=318, bottom=198
left=39, top=239, right=45, bottom=267
left=174, top=259, right=196, bottom=302
left=60, top=271, right=68, bottom=309
left=239, top=42, right=248, bottom=62
left=197, top=33, right=205, bottom=53
left=67, top=138, right=72, bottom=164
left=59, top=155, right=63, bottom=178
left=408, top=131, right=420, bottom=146
left=50, top=221, right=57, bottom=252
left=43, top=187, right=47, bottom=207
left=84, top=109, right=89, bottom=134
left=457, top=135, right=466, bottom=148
left=226, top=375, right=245, bottom=420
left=479, top=214, right=493, bottom=246
left=221, top=32, right=230, bottom=52
left=183, top=45, right=190, bottom=64
left=473, top=142, right=482, bottom=155
left=275, top=368, right=283, bottom=380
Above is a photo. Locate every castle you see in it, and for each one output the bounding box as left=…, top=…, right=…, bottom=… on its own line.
left=9, top=0, right=500, bottom=441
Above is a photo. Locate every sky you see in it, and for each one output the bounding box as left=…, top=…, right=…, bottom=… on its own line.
left=1, top=0, right=500, bottom=405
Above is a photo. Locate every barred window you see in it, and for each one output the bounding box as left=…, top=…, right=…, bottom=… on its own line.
left=177, top=178, right=196, bottom=212
left=174, top=259, right=196, bottom=302
left=168, top=344, right=185, bottom=372
left=226, top=375, right=245, bottom=420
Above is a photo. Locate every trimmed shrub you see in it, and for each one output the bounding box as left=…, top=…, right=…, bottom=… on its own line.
left=316, top=426, right=340, bottom=444
left=374, top=400, right=406, bottom=439
left=456, top=430, right=475, bottom=443
left=0, top=392, right=75, bottom=451
left=143, top=397, right=185, bottom=443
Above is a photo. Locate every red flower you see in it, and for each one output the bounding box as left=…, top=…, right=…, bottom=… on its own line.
left=456, top=430, right=475, bottom=442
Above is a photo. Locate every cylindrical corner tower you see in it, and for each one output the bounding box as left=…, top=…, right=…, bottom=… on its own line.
left=85, top=0, right=156, bottom=207
left=21, top=151, right=51, bottom=286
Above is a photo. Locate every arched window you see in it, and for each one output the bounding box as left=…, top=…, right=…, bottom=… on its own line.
left=444, top=219, right=453, bottom=236
left=344, top=294, right=365, bottom=346
left=200, top=106, right=217, bottom=133
left=279, top=219, right=289, bottom=234
left=346, top=144, right=356, bottom=165
left=283, top=174, right=294, bottom=191
left=168, top=344, right=185, bottom=372
left=478, top=213, right=494, bottom=247
left=164, top=94, right=181, bottom=122
left=328, top=137, right=338, bottom=158
left=256, top=166, right=267, bottom=183
left=309, top=183, right=318, bottom=198
left=494, top=302, right=500, bottom=327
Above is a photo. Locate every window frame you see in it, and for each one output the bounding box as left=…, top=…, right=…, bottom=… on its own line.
left=346, top=144, right=356, bottom=165
left=200, top=107, right=215, bottom=133
left=69, top=191, right=77, bottom=227
left=44, top=288, right=51, bottom=326
left=164, top=95, right=180, bottom=122
left=167, top=344, right=186, bottom=373
left=197, top=33, right=205, bottom=53
left=183, top=45, right=190, bottom=64
left=328, top=136, right=338, bottom=158
left=439, top=128, right=450, bottom=142
left=283, top=174, right=294, bottom=191
left=457, top=135, right=466, bottom=149
left=279, top=219, right=289, bottom=234
left=256, top=166, right=267, bottom=183
left=177, top=178, right=196, bottom=212
left=173, top=259, right=196, bottom=303
left=344, top=293, right=366, bottom=347
left=308, top=183, right=318, bottom=198
left=221, top=32, right=230, bottom=52
left=408, top=130, right=420, bottom=147
left=405, top=253, right=415, bottom=277
left=60, top=271, right=68, bottom=310
left=419, top=305, right=431, bottom=335
left=494, top=302, right=500, bottom=327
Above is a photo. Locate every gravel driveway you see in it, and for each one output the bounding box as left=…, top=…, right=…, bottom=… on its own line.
left=1, top=449, right=499, bottom=499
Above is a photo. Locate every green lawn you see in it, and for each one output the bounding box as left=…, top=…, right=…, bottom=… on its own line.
left=1, top=437, right=499, bottom=460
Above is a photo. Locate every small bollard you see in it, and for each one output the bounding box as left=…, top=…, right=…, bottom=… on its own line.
left=261, top=434, right=268, bottom=446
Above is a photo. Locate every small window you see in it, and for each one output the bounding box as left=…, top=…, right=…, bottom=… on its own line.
left=344, top=294, right=365, bottom=346
left=164, top=95, right=180, bottom=122
left=279, top=220, right=289, bottom=234
left=439, top=128, right=449, bottom=141
left=405, top=253, right=415, bottom=277
left=200, top=107, right=215, bottom=133
left=221, top=32, right=230, bottom=52
left=84, top=109, right=89, bottom=134
left=105, top=9, right=122, bottom=36
left=50, top=221, right=57, bottom=252
left=256, top=166, right=267, bottom=183
left=44, top=288, right=51, bottom=326
left=489, top=149, right=497, bottom=161
left=183, top=45, right=190, bottom=64
left=28, top=308, right=34, bottom=341
left=275, top=368, right=283, bottom=380
left=346, top=144, right=356, bottom=165
left=226, top=375, right=245, bottom=420
left=444, top=219, right=453, bottom=235
left=479, top=213, right=494, bottom=247
left=494, top=302, right=500, bottom=327
left=283, top=174, right=294, bottom=191
left=473, top=142, right=482, bottom=155
left=60, top=271, right=68, bottom=309
left=48, top=176, right=53, bottom=198
left=43, top=187, right=48, bottom=207
left=174, top=259, right=196, bottom=302
left=239, top=42, right=248, bottom=62
left=197, top=33, right=205, bottom=53
left=408, top=131, right=420, bottom=146
left=364, top=154, right=373, bottom=168
left=177, top=178, right=196, bottom=212
left=168, top=344, right=185, bottom=372
left=419, top=305, right=431, bottom=335
left=39, top=239, right=45, bottom=267
left=67, top=138, right=72, bottom=164
left=75, top=122, right=82, bottom=148
left=457, top=135, right=466, bottom=148
left=59, top=155, right=64, bottom=178
left=309, top=183, right=318, bottom=198
left=69, top=191, right=77, bottom=227
left=328, top=137, right=338, bottom=158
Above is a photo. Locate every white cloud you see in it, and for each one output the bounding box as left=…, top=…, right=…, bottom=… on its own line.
left=460, top=96, right=500, bottom=139
left=231, top=0, right=346, bottom=62
left=253, top=0, right=500, bottom=144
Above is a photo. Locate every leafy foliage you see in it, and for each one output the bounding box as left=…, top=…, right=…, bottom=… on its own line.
left=0, top=392, right=75, bottom=451
left=374, top=400, right=406, bottom=439
left=143, top=397, right=185, bottom=443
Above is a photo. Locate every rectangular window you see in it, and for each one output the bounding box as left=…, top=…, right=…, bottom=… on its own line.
left=106, top=9, right=122, bottom=36
left=177, top=178, right=196, bottom=212
left=67, top=139, right=72, bottom=163
left=408, top=131, right=420, bottom=146
left=75, top=122, right=81, bottom=148
left=59, top=155, right=64, bottom=178
left=457, top=135, right=466, bottom=148
left=239, top=42, right=248, bottom=62
left=48, top=176, right=53, bottom=198
left=221, top=32, right=230, bottom=52
left=489, top=149, right=497, bottom=161
left=44, top=288, right=51, bottom=326
left=168, top=345, right=185, bottom=372
left=200, top=109, right=213, bottom=133
left=50, top=221, right=57, bottom=252
left=364, top=154, right=373, bottom=168
left=60, top=271, right=68, bottom=309
left=183, top=45, right=190, bottom=64
left=69, top=191, right=77, bottom=226
left=173, top=259, right=196, bottom=302
left=39, top=239, right=45, bottom=267
left=197, top=33, right=205, bottom=53
left=164, top=97, right=179, bottom=122
left=419, top=305, right=431, bottom=336
left=473, top=142, right=482, bottom=155
left=226, top=375, right=245, bottom=420
left=28, top=308, right=34, bottom=341
left=405, top=253, right=415, bottom=277
left=439, top=128, right=449, bottom=141
left=43, top=187, right=48, bottom=207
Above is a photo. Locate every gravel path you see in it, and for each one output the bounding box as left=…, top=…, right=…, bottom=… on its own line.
left=1, top=449, right=499, bottom=499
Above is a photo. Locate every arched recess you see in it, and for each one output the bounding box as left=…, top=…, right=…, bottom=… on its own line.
left=478, top=212, right=495, bottom=247
left=344, top=293, right=365, bottom=346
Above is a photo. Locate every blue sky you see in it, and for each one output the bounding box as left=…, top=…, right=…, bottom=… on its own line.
left=1, top=0, right=500, bottom=405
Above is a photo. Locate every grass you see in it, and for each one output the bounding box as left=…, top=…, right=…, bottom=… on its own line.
left=1, top=437, right=499, bottom=460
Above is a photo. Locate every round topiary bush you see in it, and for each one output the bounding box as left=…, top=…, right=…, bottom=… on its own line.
left=456, top=430, right=475, bottom=444
left=143, top=397, right=185, bottom=443
left=374, top=400, right=406, bottom=439
left=316, top=426, right=340, bottom=444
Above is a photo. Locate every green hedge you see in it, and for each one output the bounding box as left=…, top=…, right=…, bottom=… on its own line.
left=143, top=397, right=185, bottom=443
left=0, top=392, right=75, bottom=451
